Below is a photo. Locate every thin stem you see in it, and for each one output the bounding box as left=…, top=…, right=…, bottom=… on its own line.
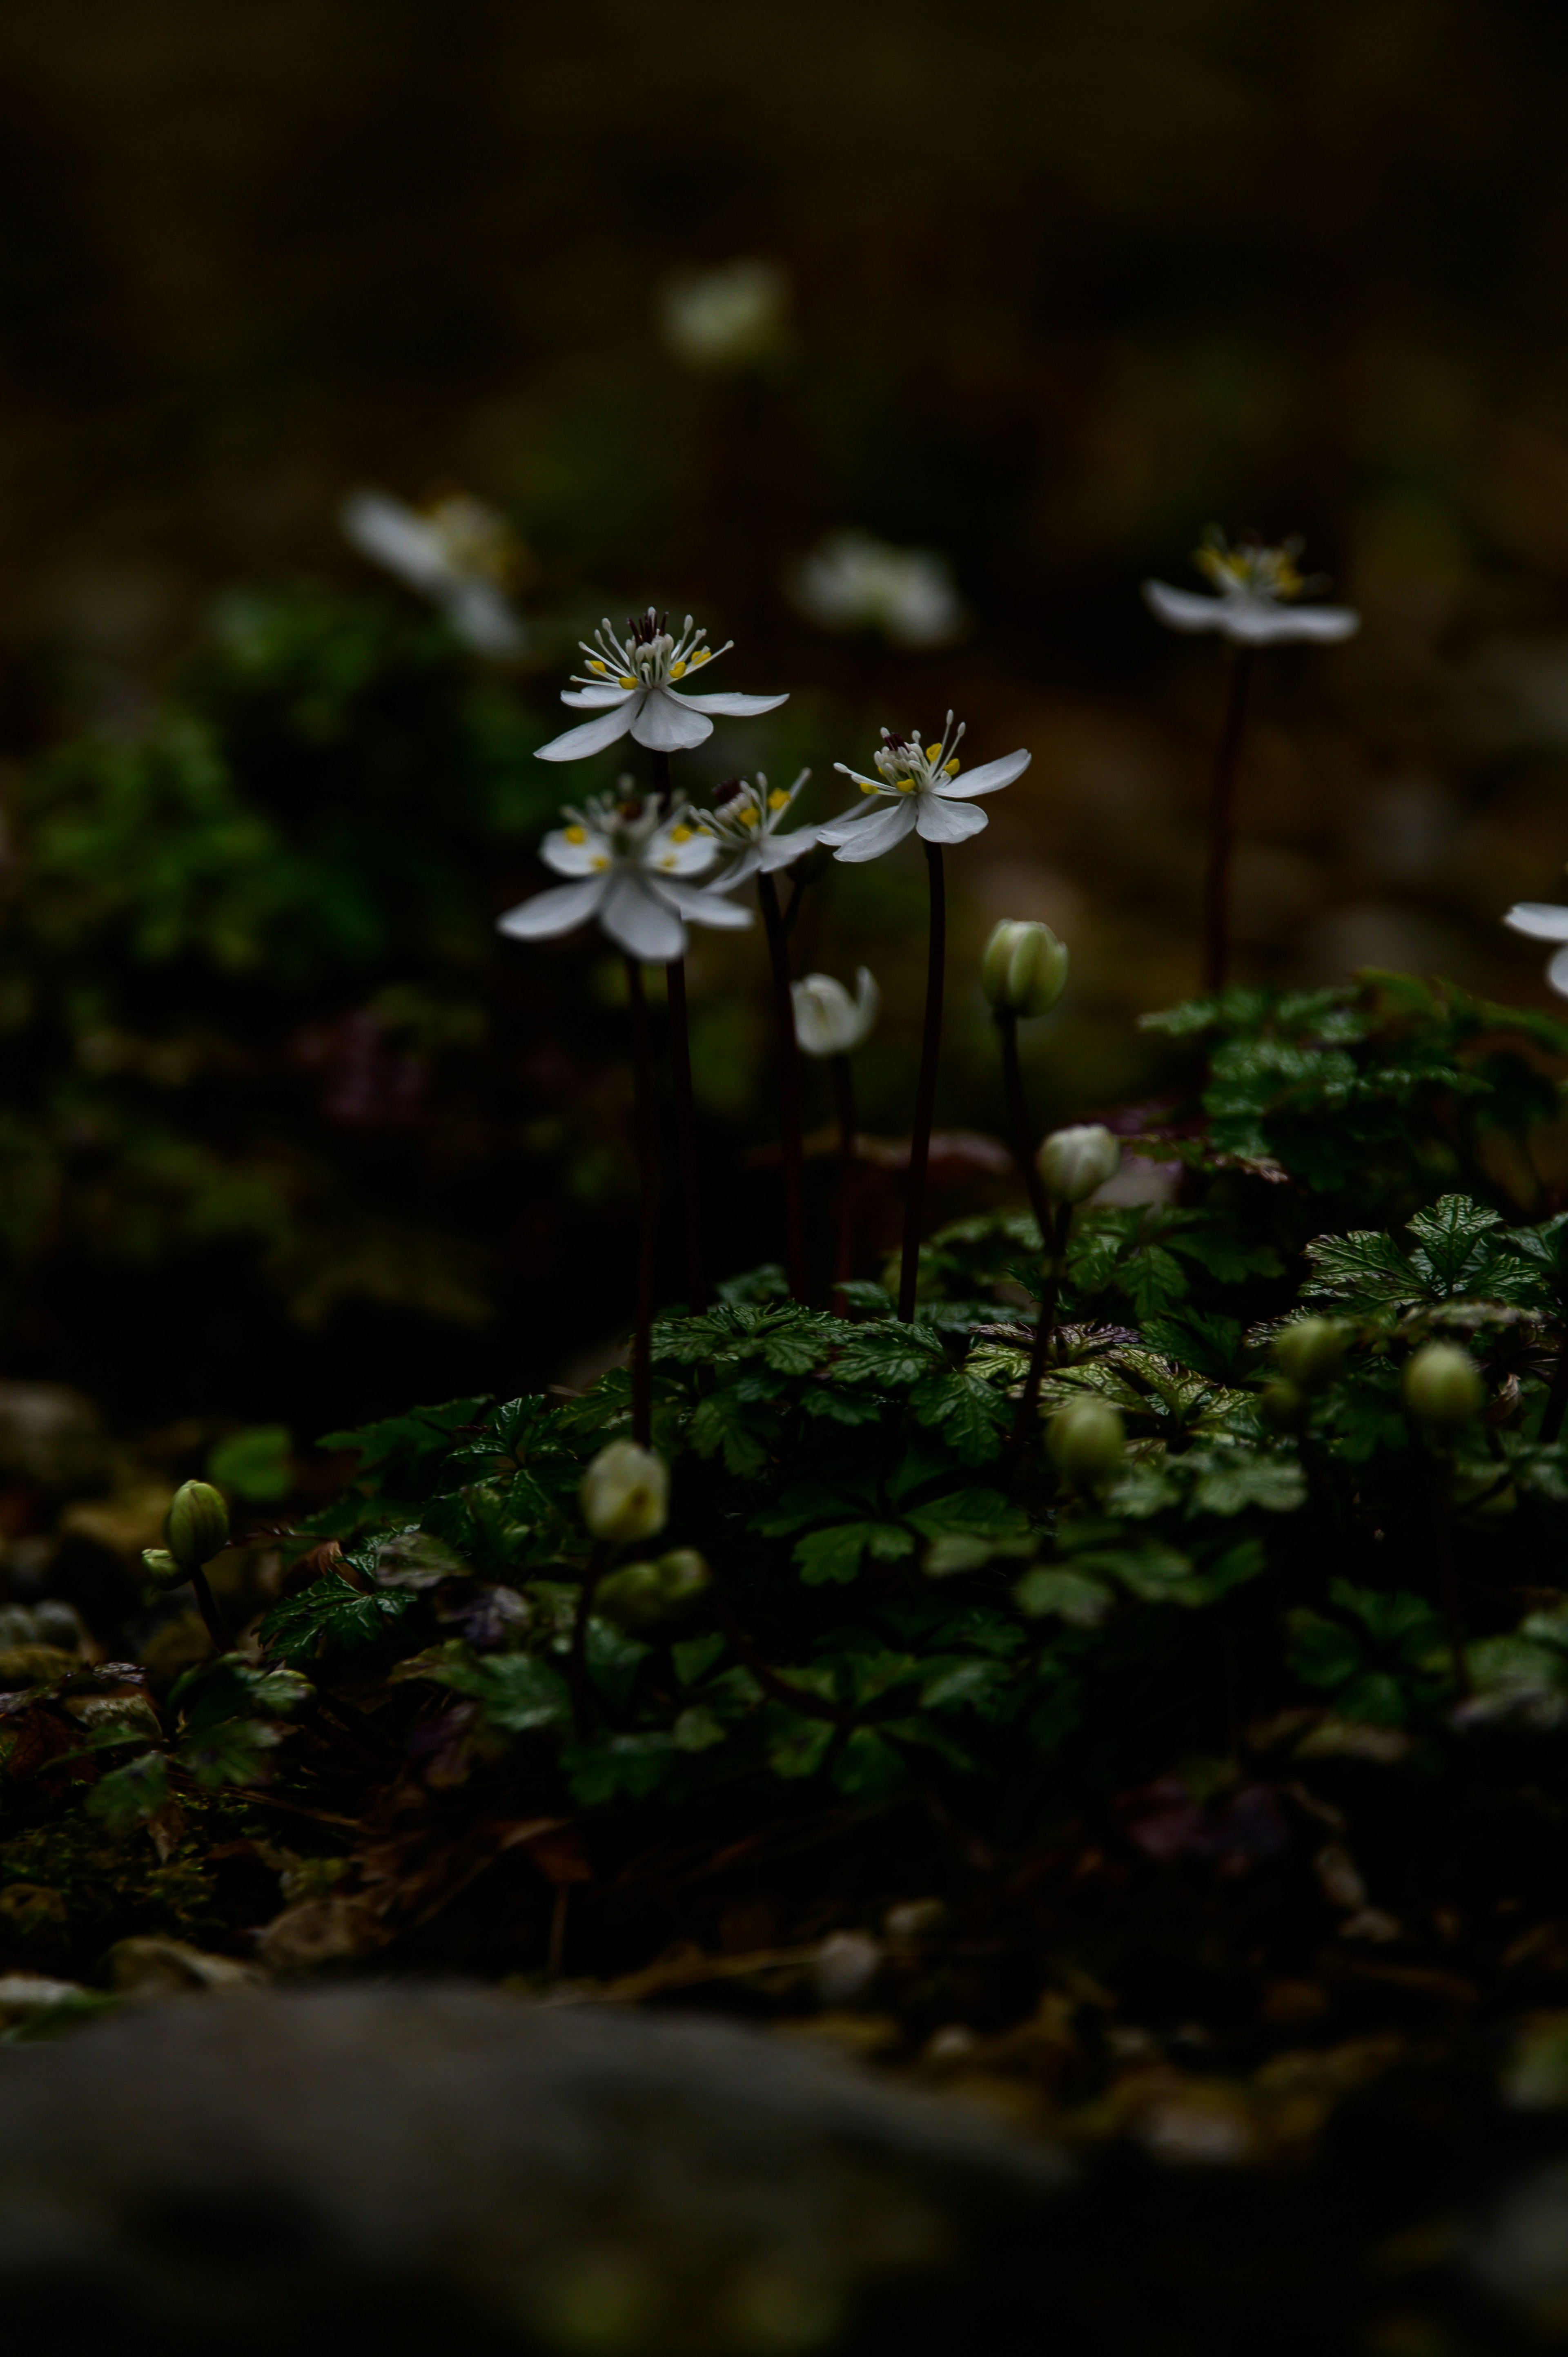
left=757, top=871, right=808, bottom=1302
left=624, top=957, right=658, bottom=1448
left=898, top=841, right=946, bottom=1323
left=830, top=1053, right=857, bottom=1316
left=1004, top=1202, right=1073, bottom=1485
left=664, top=957, right=706, bottom=1312
left=1431, top=1456, right=1472, bottom=1701
left=189, top=1566, right=233, bottom=1654
left=783, top=870, right=810, bottom=936
left=996, top=1010, right=1051, bottom=1245
left=1200, top=647, right=1254, bottom=996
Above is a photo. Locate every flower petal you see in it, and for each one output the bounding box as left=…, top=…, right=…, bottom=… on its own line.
left=497, top=876, right=608, bottom=940
left=1506, top=903, right=1568, bottom=941
left=1550, top=945, right=1568, bottom=997
left=632, top=689, right=714, bottom=752
left=757, top=824, right=819, bottom=871
left=535, top=701, right=640, bottom=762
left=647, top=828, right=721, bottom=877
left=446, top=581, right=525, bottom=659
left=540, top=828, right=614, bottom=878
left=1142, top=580, right=1224, bottom=633
left=668, top=689, right=791, bottom=717
left=655, top=879, right=754, bottom=929
left=1220, top=600, right=1361, bottom=645
left=824, top=798, right=918, bottom=863
left=561, top=685, right=635, bottom=709
left=915, top=794, right=988, bottom=845
left=340, top=491, right=447, bottom=591
left=937, top=749, right=1030, bottom=800
left=599, top=874, right=687, bottom=961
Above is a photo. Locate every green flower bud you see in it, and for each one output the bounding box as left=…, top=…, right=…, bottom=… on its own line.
left=1037, top=1124, right=1120, bottom=1206
left=140, top=1546, right=188, bottom=1591
left=595, top=1547, right=710, bottom=1627
left=164, top=1480, right=230, bottom=1572
left=982, top=920, right=1069, bottom=1019
left=653, top=1547, right=710, bottom=1608
left=580, top=1440, right=668, bottom=1546
left=1403, top=1340, right=1484, bottom=1427
left=1259, top=1378, right=1310, bottom=1432
left=1273, top=1317, right=1348, bottom=1391
left=1046, top=1396, right=1125, bottom=1491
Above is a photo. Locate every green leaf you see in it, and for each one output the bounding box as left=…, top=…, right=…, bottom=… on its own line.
left=1187, top=1447, right=1306, bottom=1517
left=688, top=1391, right=773, bottom=1478
left=258, top=1571, right=414, bottom=1664
left=85, top=1748, right=170, bottom=1831
left=905, top=1488, right=1029, bottom=1543
left=177, top=1715, right=285, bottom=1788
left=908, top=1370, right=1009, bottom=1463
left=672, top=1633, right=727, bottom=1688
left=1288, top=1608, right=1362, bottom=1690
left=1301, top=1230, right=1417, bottom=1311
left=794, top=1521, right=913, bottom=1584
left=767, top=1710, right=837, bottom=1779
left=1015, top=1567, right=1113, bottom=1624
left=563, top=1732, right=676, bottom=1804
left=831, top=1727, right=908, bottom=1798
left=206, top=1424, right=293, bottom=1503
left=1403, top=1194, right=1503, bottom=1296
left=829, top=1327, right=944, bottom=1387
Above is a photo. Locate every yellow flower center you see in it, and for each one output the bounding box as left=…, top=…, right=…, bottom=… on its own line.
left=739, top=806, right=760, bottom=827
left=944, top=758, right=961, bottom=776
left=564, top=825, right=587, bottom=844
left=669, top=824, right=693, bottom=843
left=768, top=788, right=790, bottom=810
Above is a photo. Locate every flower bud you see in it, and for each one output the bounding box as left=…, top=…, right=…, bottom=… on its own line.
left=1037, top=1124, right=1120, bottom=1206
left=653, top=1547, right=710, bottom=1608
left=595, top=1547, right=710, bottom=1627
left=1046, top=1396, right=1125, bottom=1491
left=791, top=967, right=880, bottom=1059
left=1273, top=1317, right=1348, bottom=1391
left=140, top=1546, right=188, bottom=1591
left=982, top=920, right=1069, bottom=1019
left=1403, top=1341, right=1484, bottom=1427
left=164, top=1480, right=230, bottom=1572
left=580, top=1440, right=668, bottom=1545
left=1259, top=1378, right=1310, bottom=1432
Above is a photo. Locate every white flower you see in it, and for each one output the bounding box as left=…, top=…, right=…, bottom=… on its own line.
left=340, top=487, right=526, bottom=657
left=784, top=529, right=967, bottom=650
left=816, top=713, right=1030, bottom=864
left=1037, top=1124, right=1121, bottom=1205
left=792, top=968, right=881, bottom=1058
left=692, top=771, right=817, bottom=887
left=1143, top=529, right=1359, bottom=647
left=581, top=1439, right=668, bottom=1543
left=497, top=786, right=752, bottom=963
left=657, top=259, right=789, bottom=371
left=536, top=608, right=787, bottom=763
left=1504, top=901, right=1568, bottom=995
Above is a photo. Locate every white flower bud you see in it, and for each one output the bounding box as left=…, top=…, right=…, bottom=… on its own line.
left=1403, top=1342, right=1484, bottom=1426
left=981, top=920, right=1069, bottom=1018
left=1273, top=1318, right=1348, bottom=1391
left=791, top=967, right=880, bottom=1059
left=580, top=1440, right=668, bottom=1545
left=595, top=1547, right=710, bottom=1627
left=1036, top=1124, right=1120, bottom=1205
left=1046, top=1397, right=1125, bottom=1490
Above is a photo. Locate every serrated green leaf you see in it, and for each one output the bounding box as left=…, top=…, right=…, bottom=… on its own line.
left=688, top=1391, right=772, bottom=1478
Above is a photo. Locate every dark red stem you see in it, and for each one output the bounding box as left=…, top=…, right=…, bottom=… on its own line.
left=664, top=957, right=706, bottom=1312
left=830, top=1052, right=858, bottom=1316
left=898, top=841, right=945, bottom=1323
left=757, top=870, right=808, bottom=1302
left=1004, top=1202, right=1074, bottom=1485
left=997, top=1010, right=1051, bottom=1246
left=1201, top=647, right=1254, bottom=996
left=624, top=957, right=658, bottom=1447
left=189, top=1566, right=233, bottom=1654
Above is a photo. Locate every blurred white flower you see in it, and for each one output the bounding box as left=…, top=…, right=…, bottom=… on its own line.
left=1037, top=1124, right=1121, bottom=1205
left=536, top=607, right=787, bottom=763
left=693, top=771, right=817, bottom=887
left=817, top=713, right=1030, bottom=864
left=792, top=968, right=880, bottom=1059
left=1505, top=900, right=1568, bottom=995
left=497, top=785, right=751, bottom=963
left=785, top=529, right=967, bottom=650
left=1143, top=528, right=1359, bottom=648
left=340, top=487, right=526, bottom=658
left=657, top=259, right=788, bottom=371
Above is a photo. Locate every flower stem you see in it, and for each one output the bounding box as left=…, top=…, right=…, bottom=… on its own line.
left=189, top=1565, right=233, bottom=1654
left=898, top=841, right=946, bottom=1323
left=830, top=1052, right=858, bottom=1316
left=624, top=956, right=658, bottom=1448
left=1201, top=646, right=1254, bottom=996
left=664, top=955, right=706, bottom=1312
left=757, top=870, right=808, bottom=1302
left=1004, top=1202, right=1073, bottom=1485
left=996, top=1009, right=1051, bottom=1246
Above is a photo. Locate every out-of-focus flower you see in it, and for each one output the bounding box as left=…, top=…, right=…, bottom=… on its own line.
left=165, top=1480, right=231, bottom=1572
left=497, top=786, right=751, bottom=963
left=1038, top=1124, right=1121, bottom=1205
left=581, top=1440, right=668, bottom=1544
left=817, top=714, right=1030, bottom=864
left=1504, top=899, right=1568, bottom=995
left=1143, top=528, right=1359, bottom=647
left=784, top=529, right=967, bottom=650
left=1403, top=1341, right=1484, bottom=1426
left=657, top=259, right=788, bottom=371
left=1046, top=1397, right=1125, bottom=1491
left=693, top=771, right=816, bottom=887
left=981, top=920, right=1069, bottom=1018
left=791, top=968, right=880, bottom=1059
left=536, top=608, right=787, bottom=763
left=340, top=487, right=526, bottom=657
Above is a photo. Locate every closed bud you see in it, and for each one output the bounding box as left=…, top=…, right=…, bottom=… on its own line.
left=140, top=1546, right=188, bottom=1591
left=1259, top=1378, right=1310, bottom=1432
left=982, top=920, right=1069, bottom=1019
left=1273, top=1318, right=1348, bottom=1391
left=1046, top=1396, right=1125, bottom=1491
left=595, top=1547, right=710, bottom=1627
left=791, top=967, right=880, bottom=1059
left=1037, top=1124, right=1120, bottom=1206
left=1403, top=1341, right=1484, bottom=1426
left=653, top=1547, right=710, bottom=1608
left=164, top=1480, right=230, bottom=1572
left=580, top=1440, right=668, bottom=1545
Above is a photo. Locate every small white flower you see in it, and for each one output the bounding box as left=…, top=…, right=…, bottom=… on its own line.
left=1143, top=528, right=1359, bottom=648
left=497, top=785, right=752, bottom=963
left=784, top=529, right=967, bottom=650
left=692, top=771, right=817, bottom=887
left=536, top=608, right=787, bottom=764
left=1504, top=900, right=1568, bottom=995
left=792, top=968, right=881, bottom=1059
left=340, top=487, right=526, bottom=657
left=1037, top=1124, right=1121, bottom=1205
left=816, top=714, right=1030, bottom=864
left=657, top=259, right=788, bottom=371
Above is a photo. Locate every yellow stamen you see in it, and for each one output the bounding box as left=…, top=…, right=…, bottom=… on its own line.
left=925, top=743, right=942, bottom=761
left=767, top=788, right=790, bottom=810
left=588, top=659, right=608, bottom=674
left=564, top=825, right=587, bottom=844
left=669, top=824, right=693, bottom=843
left=859, top=780, right=878, bottom=795
left=591, top=855, right=609, bottom=870
left=739, top=807, right=760, bottom=826
left=618, top=673, right=637, bottom=688
left=896, top=777, right=916, bottom=792
left=669, top=659, right=688, bottom=679
left=943, top=758, right=961, bottom=776
left=691, top=647, right=711, bottom=665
